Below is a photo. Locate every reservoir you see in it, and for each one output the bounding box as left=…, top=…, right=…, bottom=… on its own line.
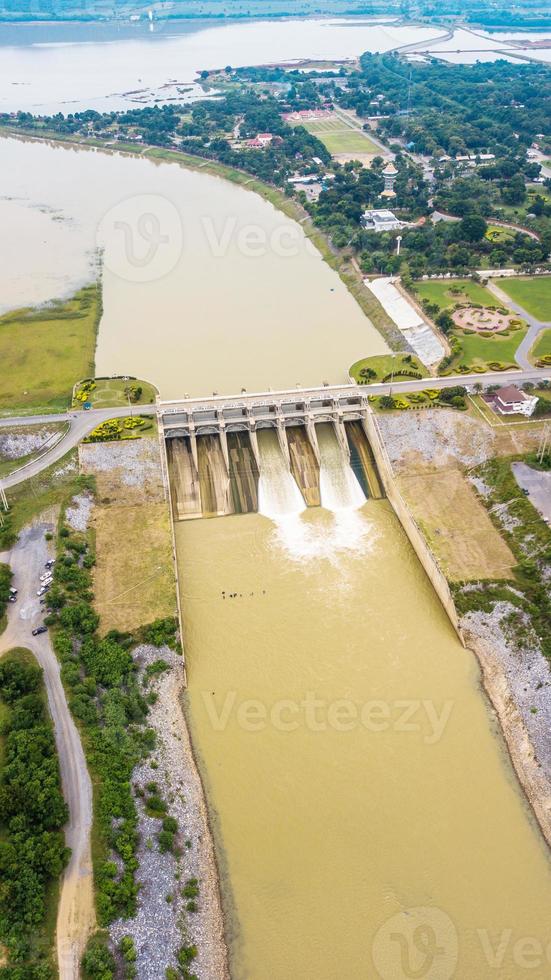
left=0, top=135, right=387, bottom=393
left=2, top=132, right=551, bottom=976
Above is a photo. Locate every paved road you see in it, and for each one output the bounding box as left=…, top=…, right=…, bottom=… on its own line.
left=486, top=280, right=551, bottom=370
left=512, top=462, right=551, bottom=524
left=0, top=525, right=95, bottom=979
left=1, top=406, right=154, bottom=490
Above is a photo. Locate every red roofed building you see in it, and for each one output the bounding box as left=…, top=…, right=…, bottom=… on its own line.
left=494, top=385, right=538, bottom=417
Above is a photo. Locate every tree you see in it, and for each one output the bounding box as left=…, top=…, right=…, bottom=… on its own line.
left=459, top=214, right=488, bottom=243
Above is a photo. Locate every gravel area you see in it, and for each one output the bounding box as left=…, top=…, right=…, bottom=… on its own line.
left=65, top=493, right=93, bottom=532
left=378, top=409, right=496, bottom=469
left=81, top=439, right=161, bottom=488
left=0, top=426, right=59, bottom=460
left=462, top=605, right=551, bottom=783
left=109, top=645, right=228, bottom=980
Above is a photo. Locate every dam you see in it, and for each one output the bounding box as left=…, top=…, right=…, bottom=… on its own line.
left=162, top=387, right=383, bottom=521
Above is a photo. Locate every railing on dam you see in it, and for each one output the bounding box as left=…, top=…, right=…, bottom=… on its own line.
left=159, top=384, right=368, bottom=436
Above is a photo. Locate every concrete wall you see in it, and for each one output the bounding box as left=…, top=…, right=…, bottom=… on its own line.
left=363, top=409, right=465, bottom=644
left=157, top=423, right=188, bottom=685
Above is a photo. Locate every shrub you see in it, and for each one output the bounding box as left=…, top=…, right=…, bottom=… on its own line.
left=82, top=934, right=116, bottom=980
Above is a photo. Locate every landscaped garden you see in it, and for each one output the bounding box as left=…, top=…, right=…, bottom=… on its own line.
left=368, top=385, right=468, bottom=412
left=414, top=278, right=496, bottom=311
left=73, top=377, right=158, bottom=410
left=83, top=416, right=155, bottom=443
left=349, top=352, right=427, bottom=385
left=495, top=276, right=551, bottom=321
left=531, top=328, right=551, bottom=367
left=411, top=278, right=525, bottom=376
left=485, top=224, right=515, bottom=245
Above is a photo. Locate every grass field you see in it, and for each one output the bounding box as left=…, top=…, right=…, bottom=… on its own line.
left=299, top=116, right=380, bottom=157
left=415, top=278, right=496, bottom=310
left=73, top=377, right=158, bottom=410
left=93, top=503, right=175, bottom=634
left=349, top=352, right=427, bottom=383
left=531, top=329, right=551, bottom=362
left=495, top=276, right=551, bottom=321
left=455, top=323, right=527, bottom=368
left=0, top=283, right=101, bottom=412
left=81, top=437, right=176, bottom=634
left=398, top=466, right=516, bottom=581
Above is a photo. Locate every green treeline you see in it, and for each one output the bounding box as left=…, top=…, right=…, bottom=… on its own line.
left=44, top=503, right=178, bottom=928
left=0, top=564, right=12, bottom=625
left=0, top=649, right=69, bottom=979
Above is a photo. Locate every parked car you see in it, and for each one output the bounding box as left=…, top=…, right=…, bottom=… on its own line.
left=8, top=595, right=17, bottom=603
left=32, top=626, right=47, bottom=636
left=9, top=587, right=17, bottom=596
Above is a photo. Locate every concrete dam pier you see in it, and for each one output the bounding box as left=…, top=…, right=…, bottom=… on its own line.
left=162, top=389, right=383, bottom=521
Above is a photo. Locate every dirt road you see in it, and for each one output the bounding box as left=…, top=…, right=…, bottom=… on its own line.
left=0, top=523, right=95, bottom=978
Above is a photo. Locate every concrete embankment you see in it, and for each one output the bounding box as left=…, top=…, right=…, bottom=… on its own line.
left=363, top=409, right=464, bottom=641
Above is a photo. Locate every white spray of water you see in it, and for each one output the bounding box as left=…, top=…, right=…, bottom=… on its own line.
left=256, top=423, right=376, bottom=565
left=316, top=422, right=366, bottom=511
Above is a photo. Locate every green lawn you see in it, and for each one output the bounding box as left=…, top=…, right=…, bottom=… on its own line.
left=73, top=377, right=158, bottom=410
left=485, top=224, right=515, bottom=244
left=531, top=328, right=551, bottom=365
left=415, top=278, right=496, bottom=310
left=0, top=283, right=101, bottom=412
left=495, top=277, right=551, bottom=321
left=349, top=352, right=427, bottom=384
left=300, top=118, right=380, bottom=156
left=456, top=324, right=527, bottom=368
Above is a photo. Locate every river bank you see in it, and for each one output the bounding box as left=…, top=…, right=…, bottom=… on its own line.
left=463, top=612, right=551, bottom=847
left=109, top=644, right=229, bottom=980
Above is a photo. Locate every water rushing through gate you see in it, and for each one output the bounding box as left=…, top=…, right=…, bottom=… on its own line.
left=257, top=429, right=305, bottom=519
left=317, top=422, right=366, bottom=511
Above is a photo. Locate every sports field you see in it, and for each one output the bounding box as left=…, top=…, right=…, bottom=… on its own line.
left=300, top=116, right=380, bottom=157
left=495, top=276, right=551, bottom=321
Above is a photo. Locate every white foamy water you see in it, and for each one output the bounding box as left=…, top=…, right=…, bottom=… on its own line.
left=317, top=422, right=366, bottom=511
left=268, top=508, right=378, bottom=566
left=257, top=429, right=306, bottom=519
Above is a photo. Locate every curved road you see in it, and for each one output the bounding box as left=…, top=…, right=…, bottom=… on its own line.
left=0, top=406, right=155, bottom=490
left=486, top=280, right=551, bottom=370
left=0, top=526, right=95, bottom=978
